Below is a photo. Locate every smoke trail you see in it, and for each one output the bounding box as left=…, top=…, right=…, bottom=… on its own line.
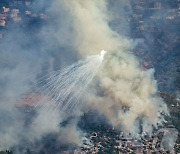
left=33, top=51, right=105, bottom=120
left=61, top=0, right=169, bottom=135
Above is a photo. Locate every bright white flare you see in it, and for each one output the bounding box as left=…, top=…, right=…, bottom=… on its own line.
left=99, top=50, right=107, bottom=62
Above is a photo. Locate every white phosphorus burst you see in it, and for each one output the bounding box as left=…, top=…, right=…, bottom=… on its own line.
left=99, top=50, right=107, bottom=62
left=31, top=50, right=106, bottom=118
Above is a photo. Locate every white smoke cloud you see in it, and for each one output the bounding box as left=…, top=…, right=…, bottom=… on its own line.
left=60, top=0, right=169, bottom=135
left=58, top=120, right=83, bottom=146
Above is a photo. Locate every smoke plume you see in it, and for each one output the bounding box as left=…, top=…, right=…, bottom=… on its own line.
left=61, top=0, right=169, bottom=134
